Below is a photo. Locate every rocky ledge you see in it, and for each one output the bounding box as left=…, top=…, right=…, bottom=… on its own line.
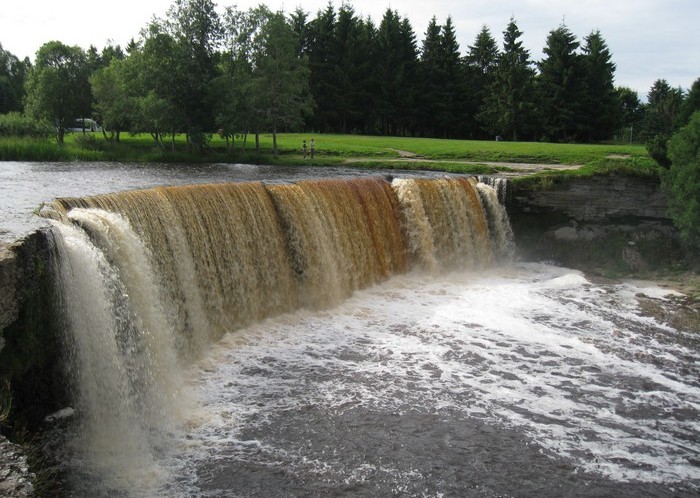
left=507, top=174, right=690, bottom=273
left=0, top=435, right=33, bottom=498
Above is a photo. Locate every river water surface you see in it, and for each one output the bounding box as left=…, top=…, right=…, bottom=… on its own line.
left=1, top=162, right=697, bottom=497
left=149, top=263, right=697, bottom=498
left=0, top=161, right=447, bottom=243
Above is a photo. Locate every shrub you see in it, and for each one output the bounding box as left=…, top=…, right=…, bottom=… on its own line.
left=0, top=112, right=53, bottom=138
left=646, top=134, right=671, bottom=169
left=662, top=111, right=700, bottom=247
left=72, top=133, right=105, bottom=151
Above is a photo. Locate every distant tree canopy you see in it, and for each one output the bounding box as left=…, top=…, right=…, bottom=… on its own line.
left=24, top=41, right=92, bottom=143
left=2, top=0, right=698, bottom=146
left=662, top=111, right=700, bottom=247
left=0, top=43, right=31, bottom=114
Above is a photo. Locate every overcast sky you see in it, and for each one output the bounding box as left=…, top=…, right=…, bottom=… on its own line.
left=1, top=0, right=697, bottom=99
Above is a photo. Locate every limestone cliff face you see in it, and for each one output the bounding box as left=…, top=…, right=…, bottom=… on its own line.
left=0, top=246, right=18, bottom=351
left=0, top=246, right=35, bottom=498
left=507, top=175, right=686, bottom=272
left=0, top=230, right=66, bottom=428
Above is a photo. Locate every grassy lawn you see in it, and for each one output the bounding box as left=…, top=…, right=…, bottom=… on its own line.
left=1, top=131, right=655, bottom=178
left=259, top=133, right=648, bottom=164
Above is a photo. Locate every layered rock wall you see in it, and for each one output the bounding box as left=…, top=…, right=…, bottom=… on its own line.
left=508, top=175, right=686, bottom=272
left=0, top=246, right=18, bottom=351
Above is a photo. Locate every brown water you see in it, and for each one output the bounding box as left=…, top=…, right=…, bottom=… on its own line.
left=0, top=161, right=452, bottom=244
left=35, top=174, right=700, bottom=497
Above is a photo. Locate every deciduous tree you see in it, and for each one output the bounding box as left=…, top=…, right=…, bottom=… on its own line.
left=24, top=41, right=91, bottom=143
left=662, top=111, right=700, bottom=246
left=0, top=43, right=31, bottom=114
left=253, top=11, right=313, bottom=158
left=90, top=59, right=132, bottom=142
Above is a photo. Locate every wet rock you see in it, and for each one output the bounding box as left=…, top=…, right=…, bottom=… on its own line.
left=0, top=245, right=18, bottom=345
left=0, top=435, right=34, bottom=498
left=508, top=175, right=687, bottom=273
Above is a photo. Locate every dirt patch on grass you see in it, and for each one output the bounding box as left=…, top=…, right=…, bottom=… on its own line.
left=388, top=148, right=421, bottom=158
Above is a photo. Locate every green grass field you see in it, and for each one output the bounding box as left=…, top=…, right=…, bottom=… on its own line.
left=1, top=131, right=655, bottom=179
left=264, top=133, right=649, bottom=164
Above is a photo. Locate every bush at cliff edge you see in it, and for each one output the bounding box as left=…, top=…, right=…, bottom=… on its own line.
left=662, top=111, right=700, bottom=248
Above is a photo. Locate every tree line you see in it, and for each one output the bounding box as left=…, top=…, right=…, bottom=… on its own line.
left=1, top=0, right=699, bottom=152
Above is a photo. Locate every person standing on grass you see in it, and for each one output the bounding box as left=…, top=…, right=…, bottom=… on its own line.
left=302, top=140, right=307, bottom=159
left=310, top=138, right=315, bottom=159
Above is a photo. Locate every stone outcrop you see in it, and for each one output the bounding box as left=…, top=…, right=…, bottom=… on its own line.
left=0, top=230, right=66, bottom=428
left=1, top=231, right=61, bottom=498
left=0, top=246, right=18, bottom=352
left=0, top=436, right=34, bottom=498
left=507, top=174, right=687, bottom=272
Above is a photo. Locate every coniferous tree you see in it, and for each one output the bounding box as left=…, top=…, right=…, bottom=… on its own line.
left=580, top=30, right=619, bottom=141
left=398, top=17, right=420, bottom=135
left=376, top=10, right=418, bottom=135
left=436, top=16, right=464, bottom=138
left=253, top=11, right=313, bottom=158
left=645, top=79, right=684, bottom=138
left=333, top=4, right=360, bottom=133
left=290, top=7, right=311, bottom=57
left=644, top=78, right=685, bottom=167
left=538, top=24, right=585, bottom=141
left=678, top=77, right=700, bottom=126
left=307, top=3, right=338, bottom=132
left=478, top=18, right=536, bottom=141
left=353, top=16, right=380, bottom=134
left=465, top=25, right=499, bottom=138
left=417, top=17, right=443, bottom=137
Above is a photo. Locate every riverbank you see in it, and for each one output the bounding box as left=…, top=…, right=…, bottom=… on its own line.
left=0, top=132, right=652, bottom=175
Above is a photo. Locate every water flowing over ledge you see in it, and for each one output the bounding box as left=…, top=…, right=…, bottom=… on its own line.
left=48, top=177, right=512, bottom=349
left=41, top=176, right=514, bottom=493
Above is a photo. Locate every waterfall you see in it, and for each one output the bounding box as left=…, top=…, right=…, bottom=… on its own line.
left=50, top=219, right=182, bottom=492
left=477, top=175, right=511, bottom=204
left=476, top=182, right=516, bottom=261
left=46, top=176, right=515, bottom=490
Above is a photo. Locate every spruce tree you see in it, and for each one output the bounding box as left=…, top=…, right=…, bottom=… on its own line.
left=538, top=24, right=585, bottom=142
left=478, top=18, right=536, bottom=141
left=437, top=16, right=465, bottom=138
left=307, top=3, right=338, bottom=132
left=377, top=10, right=418, bottom=135
left=465, top=25, right=499, bottom=137
left=581, top=30, right=619, bottom=141
left=418, top=17, right=443, bottom=137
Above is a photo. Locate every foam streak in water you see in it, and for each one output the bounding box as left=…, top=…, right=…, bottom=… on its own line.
left=173, top=264, right=698, bottom=496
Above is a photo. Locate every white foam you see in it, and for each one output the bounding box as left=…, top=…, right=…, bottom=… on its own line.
left=167, top=263, right=699, bottom=493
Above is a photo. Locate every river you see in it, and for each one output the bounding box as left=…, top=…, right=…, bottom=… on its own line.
left=0, top=161, right=450, bottom=244
left=1, top=162, right=697, bottom=497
